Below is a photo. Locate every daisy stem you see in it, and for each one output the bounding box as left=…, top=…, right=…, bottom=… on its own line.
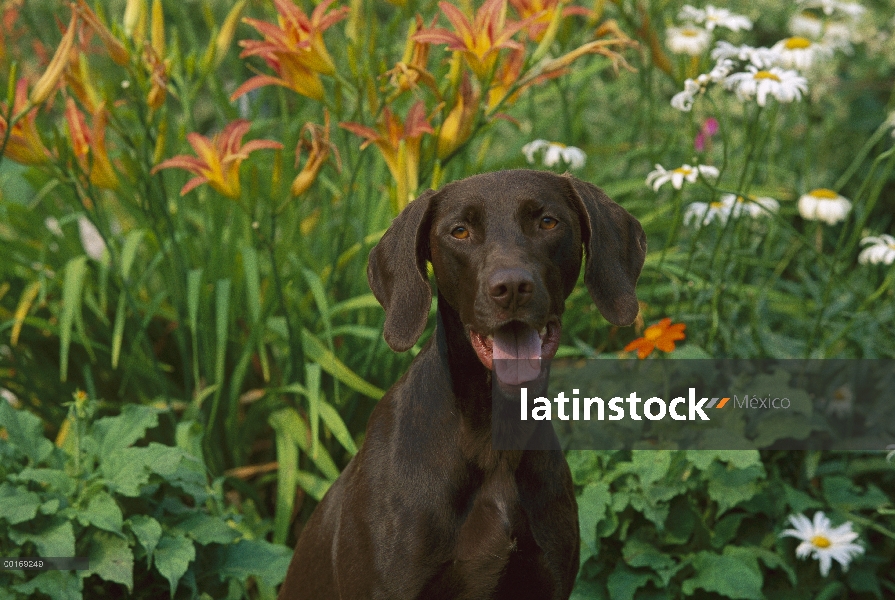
left=657, top=188, right=683, bottom=270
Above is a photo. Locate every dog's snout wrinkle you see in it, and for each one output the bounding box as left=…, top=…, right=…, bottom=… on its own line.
left=488, top=268, right=534, bottom=311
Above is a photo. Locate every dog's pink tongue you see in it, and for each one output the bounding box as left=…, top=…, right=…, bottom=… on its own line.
left=492, top=326, right=542, bottom=386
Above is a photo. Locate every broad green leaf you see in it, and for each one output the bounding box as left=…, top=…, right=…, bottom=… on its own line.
left=127, top=515, right=162, bottom=559
left=92, top=404, right=161, bottom=456
left=78, top=491, right=124, bottom=535
left=59, top=255, right=88, bottom=382
left=12, top=570, right=81, bottom=600
left=216, top=539, right=292, bottom=588
left=0, top=482, right=41, bottom=524
left=302, top=329, right=384, bottom=399
left=89, top=531, right=134, bottom=591
left=706, top=463, right=764, bottom=515
left=685, top=450, right=761, bottom=471
left=9, top=516, right=75, bottom=557
left=631, top=450, right=671, bottom=485
left=622, top=537, right=678, bottom=585
left=680, top=551, right=763, bottom=599
left=176, top=512, right=240, bottom=545
left=578, top=482, right=612, bottom=558
left=0, top=401, right=53, bottom=464
left=607, top=563, right=653, bottom=600
left=153, top=532, right=195, bottom=598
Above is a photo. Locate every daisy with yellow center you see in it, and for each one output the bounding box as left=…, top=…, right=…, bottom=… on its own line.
left=858, top=234, right=895, bottom=265
left=646, top=163, right=719, bottom=191
left=724, top=65, right=808, bottom=106
left=780, top=512, right=864, bottom=577
left=771, top=36, right=832, bottom=70
left=798, top=188, right=851, bottom=225
left=683, top=193, right=778, bottom=227
left=624, top=318, right=686, bottom=359
left=666, top=26, right=711, bottom=56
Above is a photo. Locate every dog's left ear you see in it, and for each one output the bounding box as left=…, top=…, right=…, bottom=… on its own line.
left=566, top=176, right=646, bottom=327
left=367, top=190, right=437, bottom=352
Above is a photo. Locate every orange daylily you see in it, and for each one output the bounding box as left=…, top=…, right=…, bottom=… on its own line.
left=29, top=9, right=77, bottom=106
left=437, top=73, right=478, bottom=159
left=509, top=0, right=588, bottom=42
left=341, top=101, right=433, bottom=211
left=413, top=0, right=531, bottom=79
left=65, top=98, right=119, bottom=190
left=624, top=318, right=686, bottom=359
left=152, top=119, right=283, bottom=199
left=0, top=79, right=51, bottom=165
left=75, top=0, right=130, bottom=65
left=291, top=113, right=339, bottom=197
left=232, top=0, right=349, bottom=101
left=385, top=16, right=437, bottom=95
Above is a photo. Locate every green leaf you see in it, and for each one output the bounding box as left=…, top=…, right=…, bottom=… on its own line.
left=319, top=400, right=358, bottom=456
left=271, top=410, right=298, bottom=546
left=302, top=329, right=384, bottom=399
left=92, top=404, right=161, bottom=456
left=327, top=293, right=380, bottom=317
left=622, top=538, right=678, bottom=585
left=111, top=294, right=127, bottom=368
left=59, top=255, right=88, bottom=382
left=685, top=450, right=762, bottom=471
left=118, top=229, right=145, bottom=279
left=681, top=551, right=763, bottom=599
left=607, top=563, right=653, bottom=600
left=89, top=531, right=134, bottom=591
left=9, top=516, right=75, bottom=557
left=631, top=450, right=671, bottom=485
left=153, top=532, right=195, bottom=597
left=11, top=570, right=81, bottom=600
left=706, top=463, right=765, bottom=515
left=176, top=512, right=240, bottom=545
left=216, top=539, right=292, bottom=588
left=295, top=470, right=333, bottom=502
left=78, top=491, right=124, bottom=535
left=0, top=401, right=54, bottom=464
left=578, top=482, right=612, bottom=559
left=0, top=482, right=42, bottom=524
left=242, top=246, right=262, bottom=323
left=269, top=408, right=340, bottom=481
left=127, top=515, right=162, bottom=559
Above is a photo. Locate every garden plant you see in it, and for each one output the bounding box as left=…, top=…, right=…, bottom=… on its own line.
left=0, top=0, right=893, bottom=598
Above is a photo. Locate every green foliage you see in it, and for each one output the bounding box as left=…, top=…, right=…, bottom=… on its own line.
left=0, top=395, right=290, bottom=599
left=571, top=449, right=895, bottom=599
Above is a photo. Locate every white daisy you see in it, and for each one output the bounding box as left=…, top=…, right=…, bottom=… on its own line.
left=728, top=194, right=780, bottom=218
left=725, top=66, right=808, bottom=107
left=522, top=139, right=586, bottom=169
left=800, top=0, right=865, bottom=19
left=646, top=163, right=719, bottom=191
left=771, top=37, right=833, bottom=70
left=821, top=22, right=855, bottom=52
left=780, top=512, right=864, bottom=577
left=671, top=78, right=703, bottom=112
left=711, top=41, right=782, bottom=69
left=858, top=234, right=895, bottom=265
left=798, top=188, right=852, bottom=225
left=826, top=385, right=854, bottom=417
left=666, top=26, right=712, bottom=56
left=789, top=11, right=825, bottom=39
left=678, top=5, right=753, bottom=32
left=684, top=198, right=733, bottom=226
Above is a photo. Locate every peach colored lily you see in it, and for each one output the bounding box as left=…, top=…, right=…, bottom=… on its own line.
left=232, top=0, right=349, bottom=101
left=385, top=16, right=437, bottom=95
left=509, top=0, right=588, bottom=41
left=341, top=102, right=433, bottom=211
left=65, top=98, right=119, bottom=190
left=0, top=79, right=51, bottom=165
left=413, top=0, right=530, bottom=80
left=152, top=119, right=283, bottom=199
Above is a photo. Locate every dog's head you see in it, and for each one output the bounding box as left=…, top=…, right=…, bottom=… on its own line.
left=368, top=169, right=646, bottom=385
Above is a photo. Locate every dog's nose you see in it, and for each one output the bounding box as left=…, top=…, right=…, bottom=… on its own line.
left=488, top=268, right=534, bottom=310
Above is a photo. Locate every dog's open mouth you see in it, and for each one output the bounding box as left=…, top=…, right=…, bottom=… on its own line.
left=469, top=319, right=561, bottom=386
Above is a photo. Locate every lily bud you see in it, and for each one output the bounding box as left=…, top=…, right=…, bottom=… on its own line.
left=30, top=11, right=77, bottom=106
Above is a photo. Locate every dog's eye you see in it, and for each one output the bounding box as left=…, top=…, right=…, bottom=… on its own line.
left=540, top=217, right=558, bottom=230
left=451, top=226, right=469, bottom=239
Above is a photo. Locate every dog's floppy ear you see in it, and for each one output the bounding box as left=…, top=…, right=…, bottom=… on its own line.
left=367, top=190, right=437, bottom=352
left=566, top=176, right=646, bottom=326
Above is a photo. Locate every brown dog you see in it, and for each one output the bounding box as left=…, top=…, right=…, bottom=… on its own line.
left=278, top=169, right=646, bottom=599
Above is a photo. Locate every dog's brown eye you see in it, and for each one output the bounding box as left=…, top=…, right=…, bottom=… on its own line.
left=451, top=226, right=469, bottom=239
left=540, top=217, right=558, bottom=230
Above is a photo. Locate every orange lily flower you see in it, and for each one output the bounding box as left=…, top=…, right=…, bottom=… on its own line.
left=29, top=9, right=77, bottom=106
left=385, top=16, right=437, bottom=95
left=0, top=79, right=51, bottom=165
left=152, top=119, right=283, bottom=199
left=413, top=0, right=530, bottom=80
left=341, top=101, right=433, bottom=211
left=291, top=113, right=339, bottom=197
left=509, top=0, right=588, bottom=41
left=438, top=73, right=479, bottom=159
left=624, top=318, right=686, bottom=359
left=232, top=0, right=349, bottom=101
left=75, top=0, right=130, bottom=65
left=65, top=98, right=119, bottom=190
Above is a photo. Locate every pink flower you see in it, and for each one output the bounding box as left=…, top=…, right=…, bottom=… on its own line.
left=694, top=117, right=719, bottom=152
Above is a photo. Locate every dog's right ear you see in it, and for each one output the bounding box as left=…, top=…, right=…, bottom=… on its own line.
left=367, top=190, right=437, bottom=352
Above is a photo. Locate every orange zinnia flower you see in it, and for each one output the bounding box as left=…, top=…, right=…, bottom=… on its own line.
left=341, top=101, right=433, bottom=211
left=624, top=318, right=686, bottom=359
left=413, top=0, right=530, bottom=79
left=65, top=98, right=119, bottom=190
left=152, top=119, right=283, bottom=199
left=0, top=79, right=52, bottom=166
left=232, top=0, right=349, bottom=101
